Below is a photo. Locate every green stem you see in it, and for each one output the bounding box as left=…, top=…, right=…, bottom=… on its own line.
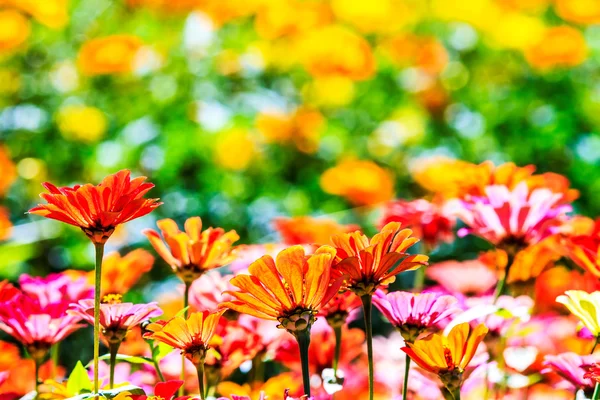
left=296, top=330, right=312, bottom=397
left=179, top=281, right=192, bottom=397
left=250, top=352, right=265, bottom=383
left=361, top=295, right=374, bottom=400
left=333, top=325, right=342, bottom=377
left=93, top=243, right=105, bottom=395
left=50, top=344, right=59, bottom=379
left=196, top=362, right=206, bottom=400
left=593, top=382, right=600, bottom=400
left=492, top=251, right=514, bottom=304
left=442, top=387, right=461, bottom=400
left=147, top=340, right=165, bottom=382
left=414, top=266, right=426, bottom=292
left=109, top=342, right=120, bottom=389
left=403, top=354, right=411, bottom=400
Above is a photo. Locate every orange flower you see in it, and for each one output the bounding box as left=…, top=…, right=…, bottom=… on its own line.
left=217, top=373, right=301, bottom=400
left=0, top=145, right=17, bottom=196
left=380, top=34, right=449, bottom=75
left=145, top=310, right=224, bottom=366
left=28, top=170, right=161, bottom=244
left=555, top=0, right=600, bottom=25
left=273, top=216, right=358, bottom=246
left=331, top=222, right=428, bottom=296
left=78, top=35, right=143, bottom=76
left=525, top=26, right=587, bottom=70
left=320, top=159, right=395, bottom=206
left=144, top=217, right=239, bottom=284
left=0, top=10, right=30, bottom=53
left=0, top=207, right=11, bottom=241
left=11, top=0, right=69, bottom=29
left=221, top=245, right=343, bottom=333
left=535, top=266, right=600, bottom=314
left=254, top=1, right=332, bottom=40
left=256, top=107, right=325, bottom=154
left=566, top=233, right=600, bottom=278
left=402, top=323, right=488, bottom=394
left=86, top=249, right=154, bottom=296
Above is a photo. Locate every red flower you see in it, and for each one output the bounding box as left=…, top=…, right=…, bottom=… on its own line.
left=131, top=380, right=188, bottom=400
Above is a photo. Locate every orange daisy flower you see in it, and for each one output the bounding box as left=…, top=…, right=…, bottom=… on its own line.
left=86, top=249, right=154, bottom=296
left=143, top=217, right=239, bottom=284
left=273, top=216, right=358, bottom=246
left=331, top=222, right=429, bottom=296
left=221, top=245, right=343, bottom=334
left=401, top=322, right=488, bottom=395
left=145, top=310, right=224, bottom=366
left=28, top=170, right=161, bottom=244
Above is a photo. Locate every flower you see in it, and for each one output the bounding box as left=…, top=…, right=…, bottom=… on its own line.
left=331, top=0, right=422, bottom=34
left=401, top=322, right=488, bottom=393
left=0, top=145, right=17, bottom=196
left=254, top=1, right=331, bottom=40
left=555, top=0, right=600, bottom=24
left=320, top=159, right=395, bottom=206
left=144, top=216, right=239, bottom=284
left=331, top=222, right=429, bottom=296
left=567, top=233, right=600, bottom=278
left=19, top=272, right=93, bottom=315
left=69, top=298, right=162, bottom=344
left=56, top=105, right=107, bottom=143
left=221, top=245, right=343, bottom=333
left=12, top=0, right=69, bottom=29
left=78, top=35, right=143, bottom=76
left=255, top=107, right=325, bottom=154
left=0, top=207, right=12, bottom=241
left=379, top=199, right=454, bottom=248
left=535, top=267, right=600, bottom=314
left=273, top=216, right=358, bottom=246
left=380, top=34, right=448, bottom=75
left=584, top=363, right=600, bottom=383
left=213, top=128, right=258, bottom=171
left=129, top=380, right=186, bottom=400
left=189, top=270, right=235, bottom=313
left=0, top=10, right=30, bottom=53
left=543, top=352, right=600, bottom=393
left=525, top=26, right=587, bottom=70
left=145, top=310, right=224, bottom=366
left=448, top=182, right=571, bottom=250
left=556, top=290, right=600, bottom=337
left=317, top=291, right=362, bottom=328
left=217, top=373, right=299, bottom=400
left=426, top=259, right=497, bottom=296
left=373, top=290, right=459, bottom=342
left=87, top=249, right=154, bottom=296
left=28, top=169, right=161, bottom=244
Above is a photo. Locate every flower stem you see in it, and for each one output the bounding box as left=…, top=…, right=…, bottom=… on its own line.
left=593, top=382, right=600, bottom=400
left=333, top=325, right=342, bottom=377
left=361, top=294, right=374, bottom=400
left=414, top=266, right=426, bottom=291
left=109, top=342, right=120, bottom=389
left=147, top=340, right=165, bottom=382
left=442, top=386, right=461, bottom=400
left=403, top=354, right=411, bottom=400
left=50, top=343, right=59, bottom=379
left=196, top=362, right=206, bottom=400
left=492, top=251, right=514, bottom=304
left=296, top=330, right=312, bottom=397
left=93, top=243, right=105, bottom=395
left=179, top=281, right=192, bottom=397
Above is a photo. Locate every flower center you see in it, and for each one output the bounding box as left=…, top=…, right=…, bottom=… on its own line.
left=444, top=347, right=455, bottom=371
left=102, top=294, right=123, bottom=304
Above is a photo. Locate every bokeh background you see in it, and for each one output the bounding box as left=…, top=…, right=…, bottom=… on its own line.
left=1, top=0, right=600, bottom=375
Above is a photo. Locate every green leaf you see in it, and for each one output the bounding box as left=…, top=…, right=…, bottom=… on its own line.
left=67, top=385, right=146, bottom=400
left=96, top=354, right=154, bottom=365
left=156, top=342, right=175, bottom=360
left=67, top=361, right=92, bottom=395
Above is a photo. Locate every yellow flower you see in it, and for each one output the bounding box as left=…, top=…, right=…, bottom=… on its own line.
left=254, top=0, right=332, bottom=40
left=56, top=105, right=107, bottom=143
left=331, top=0, right=424, bottom=34
left=302, top=76, right=355, bottom=107
left=525, top=26, right=587, bottom=70
left=214, top=128, right=257, bottom=171
left=78, top=35, right=143, bottom=76
left=556, top=290, right=600, bottom=336
left=487, top=12, right=546, bottom=50
left=12, top=0, right=69, bottom=29
left=431, top=0, right=502, bottom=31
left=256, top=107, right=325, bottom=153
left=0, top=10, right=30, bottom=53
left=555, top=0, right=600, bottom=25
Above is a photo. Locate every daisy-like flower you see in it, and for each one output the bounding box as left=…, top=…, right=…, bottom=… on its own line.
left=87, top=249, right=154, bottom=296
left=318, top=291, right=362, bottom=329
left=331, top=222, right=429, bottom=297
left=543, top=352, right=600, bottom=395
left=401, top=322, right=488, bottom=398
left=188, top=270, right=235, bottom=313
left=273, top=216, right=358, bottom=246
left=567, top=233, right=600, bottom=278
left=426, top=259, right=497, bottom=296
left=373, top=290, right=459, bottom=342
left=144, top=216, right=239, bottom=285
left=19, top=272, right=93, bottom=316
left=28, top=170, right=161, bottom=245
left=556, top=290, right=600, bottom=338
left=126, top=380, right=189, bottom=400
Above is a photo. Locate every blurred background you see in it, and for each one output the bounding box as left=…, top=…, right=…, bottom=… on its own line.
left=1, top=1, right=600, bottom=294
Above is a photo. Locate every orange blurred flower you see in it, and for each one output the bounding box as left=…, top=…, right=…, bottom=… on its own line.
left=535, top=266, right=600, bottom=314
left=555, top=0, right=600, bottom=25
left=0, top=358, right=61, bottom=397
left=331, top=222, right=428, bottom=296
left=320, top=159, right=395, bottom=206
left=86, top=249, right=154, bottom=296
left=28, top=170, right=161, bottom=245
left=0, top=10, right=30, bottom=53
left=331, top=0, right=423, bottom=35
left=525, top=26, right=587, bottom=70
left=145, top=310, right=224, bottom=366
left=380, top=34, right=449, bottom=75
left=11, top=0, right=69, bottom=29
left=426, top=259, right=498, bottom=296
left=254, top=1, right=332, bottom=40
left=217, top=372, right=301, bottom=400
left=0, top=207, right=11, bottom=241
left=273, top=216, right=358, bottom=246
left=256, top=107, right=325, bottom=154
left=78, top=35, right=143, bottom=76
left=144, top=216, right=239, bottom=284
left=566, top=233, right=600, bottom=278
left=297, top=25, right=375, bottom=81
left=0, top=145, right=17, bottom=196
left=222, top=245, right=343, bottom=333
left=318, top=290, right=362, bottom=328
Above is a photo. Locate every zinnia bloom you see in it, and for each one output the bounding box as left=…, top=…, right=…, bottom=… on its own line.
left=543, top=352, right=600, bottom=394
left=525, top=26, right=587, bottom=70
left=273, top=216, right=358, bottom=246
left=556, top=290, right=600, bottom=337
left=401, top=322, right=488, bottom=396
left=256, top=107, right=325, bottom=154
left=426, top=259, right=497, bottom=296
left=567, top=233, right=600, bottom=278
left=78, top=35, right=143, bottom=75
left=28, top=170, right=161, bottom=244
left=128, top=380, right=187, bottom=400
left=144, top=216, right=239, bottom=284
left=87, top=249, right=154, bottom=296
left=331, top=222, right=429, bottom=296
left=555, top=0, right=600, bottom=25
left=318, top=291, right=362, bottom=328
left=0, top=10, right=30, bottom=53
left=584, top=363, right=600, bottom=383
left=221, top=245, right=343, bottom=333
left=19, top=272, right=93, bottom=316
left=189, top=270, right=235, bottom=313
left=372, top=290, right=459, bottom=342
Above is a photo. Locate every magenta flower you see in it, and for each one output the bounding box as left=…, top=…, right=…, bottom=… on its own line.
left=426, top=259, right=497, bottom=296
left=543, top=352, right=600, bottom=393
left=69, top=299, right=162, bottom=344
left=448, top=182, right=571, bottom=249
left=19, top=272, right=93, bottom=316
left=372, top=289, right=459, bottom=342
left=188, top=270, right=235, bottom=313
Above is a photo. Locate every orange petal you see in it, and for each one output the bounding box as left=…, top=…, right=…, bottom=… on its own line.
left=275, top=246, right=306, bottom=305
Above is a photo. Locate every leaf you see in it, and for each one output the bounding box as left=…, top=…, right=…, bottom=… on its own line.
left=96, top=354, right=154, bottom=365
left=67, top=361, right=92, bottom=395
left=156, top=342, right=175, bottom=360
left=67, top=385, right=145, bottom=400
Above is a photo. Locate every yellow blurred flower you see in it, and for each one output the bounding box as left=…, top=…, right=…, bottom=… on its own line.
left=320, top=159, right=395, bottom=206
left=254, top=0, right=332, bottom=40
left=0, top=207, right=12, bottom=241
left=0, top=145, right=17, bottom=196
left=56, top=105, right=107, bottom=143
left=556, top=290, right=600, bottom=336
left=487, top=12, right=545, bottom=50
left=331, top=0, right=424, bottom=34
left=555, top=0, right=600, bottom=25
left=0, top=10, right=30, bottom=53
left=12, top=0, right=69, bottom=29
left=214, top=128, right=257, bottom=170
left=197, top=0, right=262, bottom=27
left=302, top=76, right=356, bottom=107
left=78, top=35, right=143, bottom=76
left=0, top=69, right=21, bottom=94
left=297, top=25, right=375, bottom=81
left=256, top=107, right=325, bottom=153
left=431, top=0, right=501, bottom=31
left=495, top=0, right=550, bottom=13
left=380, top=34, right=449, bottom=75
left=525, top=26, right=587, bottom=70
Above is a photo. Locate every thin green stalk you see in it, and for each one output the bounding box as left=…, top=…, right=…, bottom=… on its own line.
left=93, top=243, right=105, bottom=395
left=250, top=352, right=265, bottom=383
left=403, top=354, right=411, bottom=400
left=109, top=342, right=120, bottom=389
left=147, top=340, right=165, bottom=382
left=196, top=363, right=206, bottom=400
left=179, top=281, right=192, bottom=397
left=361, top=295, right=374, bottom=400
left=296, top=330, right=312, bottom=397
left=593, top=382, right=600, bottom=400
left=492, top=251, right=515, bottom=304
left=413, top=267, right=425, bottom=292
left=50, top=343, right=59, bottom=379
left=332, top=325, right=342, bottom=377
left=441, top=387, right=461, bottom=400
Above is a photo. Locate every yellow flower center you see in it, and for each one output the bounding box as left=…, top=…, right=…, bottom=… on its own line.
left=147, top=396, right=164, bottom=400
left=102, top=294, right=123, bottom=304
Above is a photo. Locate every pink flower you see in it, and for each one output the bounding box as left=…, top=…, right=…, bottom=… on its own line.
left=188, top=270, right=234, bottom=313
left=380, top=198, right=454, bottom=248
left=448, top=182, right=571, bottom=248
left=464, top=294, right=533, bottom=335
left=317, top=291, right=362, bottom=328
left=426, top=259, right=497, bottom=296
left=18, top=272, right=93, bottom=316
left=372, top=289, right=459, bottom=341
left=69, top=299, right=162, bottom=344
left=543, top=352, right=600, bottom=392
